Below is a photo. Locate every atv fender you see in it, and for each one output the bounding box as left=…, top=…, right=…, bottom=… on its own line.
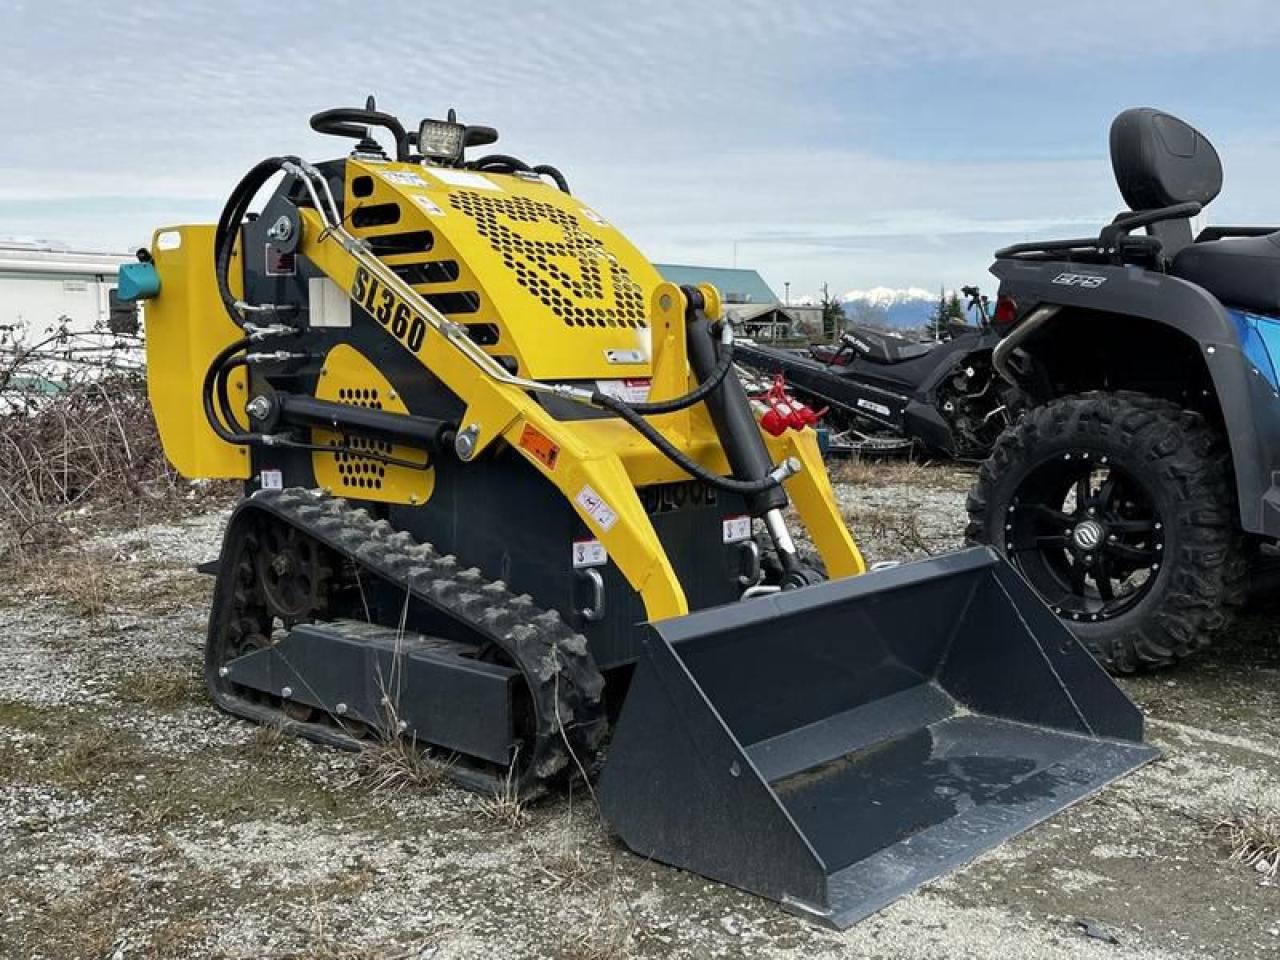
left=992, top=258, right=1278, bottom=536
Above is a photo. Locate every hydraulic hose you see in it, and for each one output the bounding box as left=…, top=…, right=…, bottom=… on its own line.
left=594, top=326, right=735, bottom=416
left=213, top=155, right=301, bottom=327
left=469, top=154, right=571, bottom=194
left=202, top=337, right=255, bottom=444
left=592, top=390, right=794, bottom=496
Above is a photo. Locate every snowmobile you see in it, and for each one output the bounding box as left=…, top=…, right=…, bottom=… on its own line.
left=735, top=287, right=1015, bottom=457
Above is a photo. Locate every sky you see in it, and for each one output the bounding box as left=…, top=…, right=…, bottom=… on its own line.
left=2, top=0, right=1280, bottom=299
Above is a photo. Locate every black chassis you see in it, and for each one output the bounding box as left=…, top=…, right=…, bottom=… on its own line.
left=991, top=256, right=1280, bottom=538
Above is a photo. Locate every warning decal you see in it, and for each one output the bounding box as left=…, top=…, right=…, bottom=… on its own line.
left=575, top=485, right=619, bottom=532
left=518, top=424, right=560, bottom=470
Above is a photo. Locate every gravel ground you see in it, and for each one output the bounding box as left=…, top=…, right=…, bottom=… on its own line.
left=2, top=463, right=1279, bottom=959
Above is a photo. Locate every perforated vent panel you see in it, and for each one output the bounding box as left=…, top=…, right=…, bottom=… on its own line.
left=449, top=191, right=648, bottom=329
left=329, top=387, right=389, bottom=491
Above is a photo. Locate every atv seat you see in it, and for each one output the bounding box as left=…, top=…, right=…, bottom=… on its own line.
left=842, top=327, right=934, bottom=364
left=1172, top=230, right=1280, bottom=315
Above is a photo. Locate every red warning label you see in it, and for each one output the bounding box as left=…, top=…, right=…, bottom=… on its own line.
left=519, top=424, right=560, bottom=470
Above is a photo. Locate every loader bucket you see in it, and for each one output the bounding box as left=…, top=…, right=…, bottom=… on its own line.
left=597, top=546, right=1156, bottom=928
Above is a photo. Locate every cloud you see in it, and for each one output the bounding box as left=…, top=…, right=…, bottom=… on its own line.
left=2, top=1, right=1279, bottom=290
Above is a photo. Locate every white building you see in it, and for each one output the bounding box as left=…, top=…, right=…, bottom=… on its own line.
left=0, top=239, right=136, bottom=336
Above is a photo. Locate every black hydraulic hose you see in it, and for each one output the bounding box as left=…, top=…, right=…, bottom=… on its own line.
left=215, top=355, right=250, bottom=437
left=471, top=153, right=532, bottom=173
left=532, top=164, right=570, bottom=194
left=600, top=332, right=735, bottom=415
left=592, top=392, right=784, bottom=495
left=213, top=155, right=301, bottom=326
left=202, top=337, right=255, bottom=443
left=469, top=155, right=571, bottom=194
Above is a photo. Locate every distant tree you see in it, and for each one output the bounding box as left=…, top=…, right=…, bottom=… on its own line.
left=819, top=284, right=844, bottom=341
left=927, top=287, right=949, bottom=340
left=946, top=292, right=964, bottom=323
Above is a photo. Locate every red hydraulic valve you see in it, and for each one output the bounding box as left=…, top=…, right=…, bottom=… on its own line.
left=755, top=375, right=825, bottom=436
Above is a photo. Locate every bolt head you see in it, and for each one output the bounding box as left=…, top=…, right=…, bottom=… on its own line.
left=281, top=686, right=293, bottom=698
left=336, top=703, right=348, bottom=716
left=219, top=666, right=229, bottom=678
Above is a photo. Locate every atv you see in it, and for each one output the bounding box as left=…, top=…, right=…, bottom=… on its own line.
left=735, top=287, right=1014, bottom=458
left=968, top=106, right=1275, bottom=672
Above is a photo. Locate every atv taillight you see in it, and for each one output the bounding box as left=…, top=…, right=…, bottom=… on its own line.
left=993, top=295, right=1019, bottom=328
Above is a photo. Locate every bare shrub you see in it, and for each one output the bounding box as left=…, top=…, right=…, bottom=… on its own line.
left=0, top=319, right=226, bottom=564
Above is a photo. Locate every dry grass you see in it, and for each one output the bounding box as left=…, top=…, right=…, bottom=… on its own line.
left=43, top=726, right=142, bottom=787
left=558, top=897, right=638, bottom=960
left=11, top=867, right=135, bottom=958
left=243, top=722, right=289, bottom=759
left=150, top=916, right=212, bottom=958
left=842, top=504, right=930, bottom=554
left=529, top=810, right=605, bottom=893
left=10, top=547, right=113, bottom=616
left=116, top=661, right=202, bottom=709
left=1215, top=811, right=1280, bottom=880
left=477, top=760, right=531, bottom=830
left=830, top=456, right=975, bottom=491
left=351, top=732, right=451, bottom=794
left=261, top=896, right=446, bottom=960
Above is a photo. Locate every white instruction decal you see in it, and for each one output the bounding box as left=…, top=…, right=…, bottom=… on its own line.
left=411, top=194, right=446, bottom=216
left=381, top=170, right=428, bottom=187
left=580, top=207, right=609, bottom=227
left=575, top=486, right=619, bottom=532
left=722, top=515, right=752, bottom=544
left=427, top=168, right=502, bottom=191
left=594, top=378, right=651, bottom=404
left=259, top=469, right=283, bottom=491
left=572, top=539, right=608, bottom=569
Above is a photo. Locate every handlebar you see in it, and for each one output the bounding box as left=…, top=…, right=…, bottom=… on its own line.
left=310, top=100, right=409, bottom=162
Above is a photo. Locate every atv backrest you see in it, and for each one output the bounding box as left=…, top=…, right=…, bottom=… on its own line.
left=1110, top=108, right=1223, bottom=258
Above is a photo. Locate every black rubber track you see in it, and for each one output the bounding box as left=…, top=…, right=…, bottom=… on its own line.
left=966, top=391, right=1244, bottom=672
left=205, top=488, right=607, bottom=796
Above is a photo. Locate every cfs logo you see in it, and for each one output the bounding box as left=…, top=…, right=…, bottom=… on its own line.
left=1052, top=272, right=1107, bottom=289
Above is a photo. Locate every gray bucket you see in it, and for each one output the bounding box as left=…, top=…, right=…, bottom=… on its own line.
left=597, top=546, right=1156, bottom=927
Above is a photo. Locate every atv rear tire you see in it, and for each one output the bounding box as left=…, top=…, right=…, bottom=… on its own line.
left=966, top=391, right=1241, bottom=672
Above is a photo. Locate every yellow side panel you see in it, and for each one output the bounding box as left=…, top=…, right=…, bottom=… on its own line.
left=145, top=225, right=249, bottom=479
left=311, top=344, right=434, bottom=505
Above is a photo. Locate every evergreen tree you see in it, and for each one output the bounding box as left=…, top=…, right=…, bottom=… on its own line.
left=927, top=287, right=949, bottom=340
left=819, top=284, right=844, bottom=341
left=946, top=292, right=964, bottom=323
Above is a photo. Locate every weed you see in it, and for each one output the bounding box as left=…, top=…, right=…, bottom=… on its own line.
left=116, top=661, right=202, bottom=709
left=244, top=722, right=288, bottom=758
left=43, top=725, right=142, bottom=787
left=477, top=759, right=530, bottom=830
left=1215, top=811, right=1280, bottom=880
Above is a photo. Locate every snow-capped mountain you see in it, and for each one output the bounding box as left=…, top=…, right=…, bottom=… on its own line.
left=841, top=287, right=943, bottom=330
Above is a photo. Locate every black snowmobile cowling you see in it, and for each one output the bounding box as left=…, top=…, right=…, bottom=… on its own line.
left=736, top=321, right=1010, bottom=458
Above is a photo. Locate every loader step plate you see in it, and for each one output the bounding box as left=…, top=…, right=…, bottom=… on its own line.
left=598, top=546, right=1158, bottom=927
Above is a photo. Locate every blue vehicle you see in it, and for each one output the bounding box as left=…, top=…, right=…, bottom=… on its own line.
left=968, top=107, right=1278, bottom=672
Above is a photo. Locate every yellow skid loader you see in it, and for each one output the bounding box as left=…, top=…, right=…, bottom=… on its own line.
left=118, top=99, right=1155, bottom=927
